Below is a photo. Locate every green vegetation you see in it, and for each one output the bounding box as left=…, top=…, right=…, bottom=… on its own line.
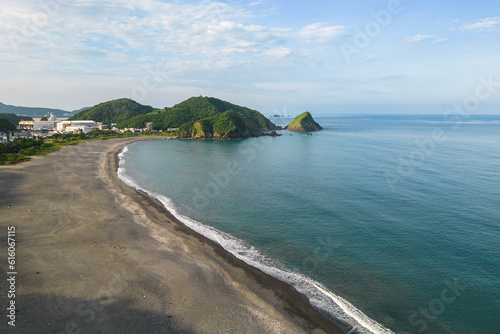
left=0, top=113, right=33, bottom=124
left=0, top=137, right=51, bottom=164
left=177, top=110, right=260, bottom=139
left=0, top=95, right=280, bottom=163
left=0, top=117, right=17, bottom=133
left=119, top=96, right=276, bottom=138
left=40, top=116, right=48, bottom=121
left=0, top=96, right=283, bottom=164
left=69, top=98, right=156, bottom=124
left=0, top=130, right=167, bottom=165
left=286, top=112, right=322, bottom=132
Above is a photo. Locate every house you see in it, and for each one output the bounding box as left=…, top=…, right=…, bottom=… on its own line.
left=120, top=128, right=141, bottom=133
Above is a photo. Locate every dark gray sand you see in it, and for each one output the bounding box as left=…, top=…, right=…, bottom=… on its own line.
left=0, top=138, right=344, bottom=333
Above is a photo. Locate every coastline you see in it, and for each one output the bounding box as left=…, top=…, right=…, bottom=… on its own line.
left=0, top=137, right=344, bottom=333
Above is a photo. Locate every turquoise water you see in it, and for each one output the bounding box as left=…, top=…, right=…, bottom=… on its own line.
left=119, top=115, right=500, bottom=333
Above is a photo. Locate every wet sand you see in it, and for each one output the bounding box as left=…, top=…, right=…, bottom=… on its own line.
left=0, top=137, right=344, bottom=333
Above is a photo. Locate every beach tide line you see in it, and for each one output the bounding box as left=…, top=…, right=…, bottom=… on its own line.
left=117, top=144, right=394, bottom=334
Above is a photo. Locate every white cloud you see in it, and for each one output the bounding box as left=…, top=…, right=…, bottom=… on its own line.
left=460, top=17, right=500, bottom=31
left=0, top=1, right=269, bottom=69
left=0, top=0, right=348, bottom=82
left=404, top=34, right=434, bottom=43
left=8, top=0, right=474, bottom=110
left=249, top=1, right=264, bottom=6
left=361, top=54, right=377, bottom=62
left=263, top=47, right=293, bottom=58
left=299, top=23, right=345, bottom=41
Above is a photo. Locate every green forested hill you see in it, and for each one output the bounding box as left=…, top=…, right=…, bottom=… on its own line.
left=177, top=110, right=261, bottom=139
left=118, top=96, right=276, bottom=136
left=0, top=113, right=33, bottom=124
left=69, top=98, right=155, bottom=124
left=0, top=117, right=17, bottom=132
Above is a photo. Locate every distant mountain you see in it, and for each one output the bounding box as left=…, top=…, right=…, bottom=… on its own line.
left=0, top=113, right=33, bottom=124
left=119, top=96, right=276, bottom=138
left=69, top=98, right=155, bottom=124
left=71, top=106, right=91, bottom=114
left=286, top=112, right=322, bottom=132
left=0, top=102, right=71, bottom=117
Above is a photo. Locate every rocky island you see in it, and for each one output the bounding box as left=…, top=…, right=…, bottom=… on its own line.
left=285, top=112, right=322, bottom=132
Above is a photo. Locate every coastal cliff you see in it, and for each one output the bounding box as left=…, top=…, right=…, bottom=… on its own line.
left=176, top=109, right=264, bottom=139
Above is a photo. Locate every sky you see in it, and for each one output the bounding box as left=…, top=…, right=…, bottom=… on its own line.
left=1, top=0, right=499, bottom=115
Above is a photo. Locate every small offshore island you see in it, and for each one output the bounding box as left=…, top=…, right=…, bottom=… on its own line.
left=286, top=112, right=323, bottom=132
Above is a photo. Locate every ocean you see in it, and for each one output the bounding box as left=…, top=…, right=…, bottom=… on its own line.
left=118, top=115, right=500, bottom=333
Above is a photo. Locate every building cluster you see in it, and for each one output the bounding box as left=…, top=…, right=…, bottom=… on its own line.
left=1, top=114, right=158, bottom=142
left=18, top=120, right=105, bottom=134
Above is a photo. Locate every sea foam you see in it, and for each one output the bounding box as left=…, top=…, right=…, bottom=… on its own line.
left=117, top=145, right=394, bottom=334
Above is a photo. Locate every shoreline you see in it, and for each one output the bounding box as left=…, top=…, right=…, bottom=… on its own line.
left=0, top=137, right=344, bottom=333
left=109, top=139, right=346, bottom=333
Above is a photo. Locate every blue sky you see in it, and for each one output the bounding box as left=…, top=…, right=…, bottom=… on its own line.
left=0, top=0, right=499, bottom=115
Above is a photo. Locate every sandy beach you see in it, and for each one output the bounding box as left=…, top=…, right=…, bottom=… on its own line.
left=0, top=137, right=343, bottom=333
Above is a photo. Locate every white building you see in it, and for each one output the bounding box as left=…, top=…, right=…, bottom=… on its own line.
left=57, top=120, right=102, bottom=133
left=19, top=121, right=60, bottom=131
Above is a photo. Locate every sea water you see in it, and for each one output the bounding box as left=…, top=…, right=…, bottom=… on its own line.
left=118, top=115, right=500, bottom=333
